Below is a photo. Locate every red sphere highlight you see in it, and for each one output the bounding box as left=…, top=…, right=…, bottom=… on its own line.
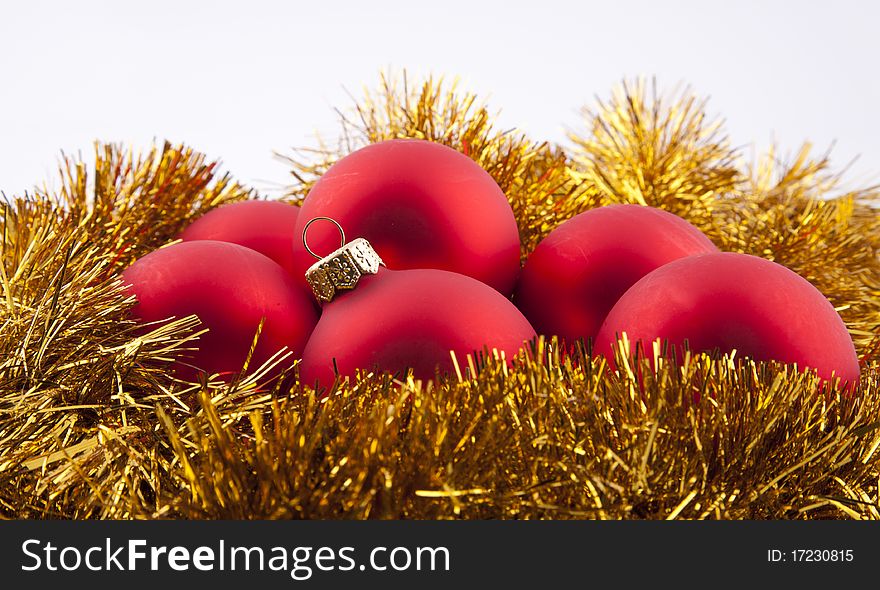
left=300, top=268, right=536, bottom=389
left=514, top=205, right=718, bottom=343
left=594, top=252, right=860, bottom=385
left=180, top=200, right=300, bottom=275
left=122, top=240, right=318, bottom=380
left=292, top=139, right=521, bottom=295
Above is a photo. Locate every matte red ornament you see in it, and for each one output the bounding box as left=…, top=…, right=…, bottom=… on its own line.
left=291, top=139, right=521, bottom=296
left=594, top=252, right=860, bottom=385
left=301, top=268, right=536, bottom=389
left=122, top=240, right=319, bottom=380
left=514, top=204, right=718, bottom=344
left=180, top=200, right=301, bottom=275
left=296, top=221, right=535, bottom=390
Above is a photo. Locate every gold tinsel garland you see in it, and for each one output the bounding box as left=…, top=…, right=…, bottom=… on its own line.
left=1, top=72, right=879, bottom=519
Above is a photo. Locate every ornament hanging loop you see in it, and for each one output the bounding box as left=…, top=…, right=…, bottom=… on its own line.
left=303, top=216, right=346, bottom=260
left=303, top=218, right=385, bottom=304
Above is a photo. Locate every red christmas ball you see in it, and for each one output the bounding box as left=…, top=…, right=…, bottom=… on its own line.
left=122, top=240, right=319, bottom=380
left=292, top=139, right=521, bottom=295
left=594, top=252, right=860, bottom=385
left=514, top=205, right=718, bottom=344
left=180, top=200, right=300, bottom=275
left=300, top=267, right=536, bottom=389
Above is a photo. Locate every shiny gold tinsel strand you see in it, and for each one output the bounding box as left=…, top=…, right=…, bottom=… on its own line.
left=568, top=79, right=880, bottom=363
left=568, top=78, right=740, bottom=231
left=281, top=71, right=598, bottom=256
left=153, top=343, right=880, bottom=520
left=0, top=142, right=251, bottom=517
left=721, top=146, right=880, bottom=361
left=1, top=78, right=879, bottom=520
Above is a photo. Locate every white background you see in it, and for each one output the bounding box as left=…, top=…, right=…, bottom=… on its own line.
left=1, top=0, right=878, bottom=198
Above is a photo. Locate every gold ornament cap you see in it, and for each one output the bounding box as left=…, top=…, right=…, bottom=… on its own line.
left=303, top=217, right=385, bottom=303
